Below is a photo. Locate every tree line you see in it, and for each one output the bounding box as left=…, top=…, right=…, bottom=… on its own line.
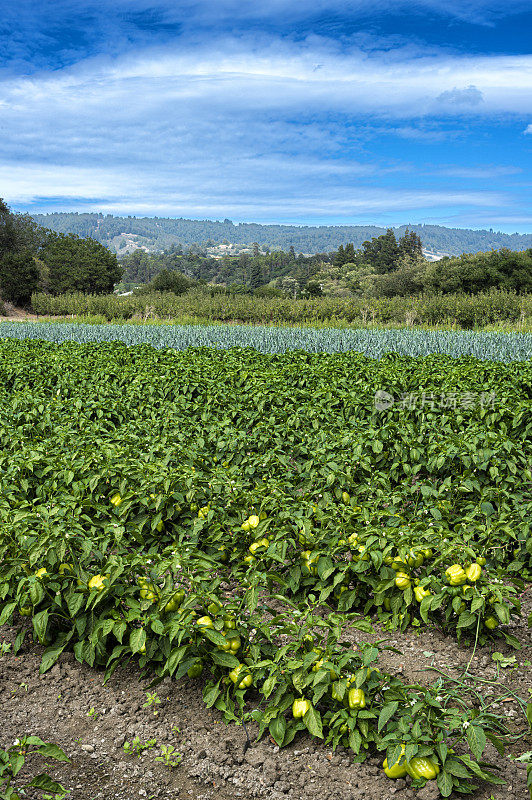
left=0, top=200, right=122, bottom=306
left=125, top=227, right=532, bottom=299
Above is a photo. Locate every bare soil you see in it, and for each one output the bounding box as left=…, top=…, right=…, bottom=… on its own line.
left=0, top=300, right=37, bottom=320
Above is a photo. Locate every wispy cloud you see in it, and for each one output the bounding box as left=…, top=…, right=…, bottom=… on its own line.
left=1, top=161, right=506, bottom=222
left=437, top=85, right=484, bottom=106
left=430, top=165, right=521, bottom=178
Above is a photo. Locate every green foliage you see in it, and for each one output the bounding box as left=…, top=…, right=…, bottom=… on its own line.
left=360, top=228, right=401, bottom=274
left=123, top=737, right=157, bottom=757
left=0, top=251, right=40, bottom=306
left=0, top=735, right=69, bottom=800
left=40, top=233, right=122, bottom=295
left=0, top=200, right=43, bottom=258
left=136, top=269, right=192, bottom=295
left=424, top=248, right=532, bottom=295
left=0, top=200, right=121, bottom=307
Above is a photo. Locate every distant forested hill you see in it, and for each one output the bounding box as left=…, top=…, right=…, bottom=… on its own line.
left=30, top=212, right=532, bottom=256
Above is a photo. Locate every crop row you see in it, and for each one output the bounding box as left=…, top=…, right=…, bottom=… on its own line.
left=30, top=288, right=532, bottom=328
left=3, top=320, right=532, bottom=359
left=0, top=532, right=513, bottom=797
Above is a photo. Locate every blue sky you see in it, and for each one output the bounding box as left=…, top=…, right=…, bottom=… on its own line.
left=1, top=1, right=531, bottom=231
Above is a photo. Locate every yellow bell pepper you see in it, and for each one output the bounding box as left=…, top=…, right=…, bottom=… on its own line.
left=383, top=745, right=407, bottom=779
left=395, top=572, right=411, bottom=590
left=445, top=564, right=467, bottom=586
left=348, top=688, right=366, bottom=709
left=405, top=757, right=440, bottom=780
left=414, top=586, right=431, bottom=602
left=292, top=698, right=311, bottom=718
left=465, top=563, right=482, bottom=582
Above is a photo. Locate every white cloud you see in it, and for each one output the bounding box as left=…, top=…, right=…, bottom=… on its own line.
left=524, top=124, right=532, bottom=134
left=2, top=36, right=532, bottom=122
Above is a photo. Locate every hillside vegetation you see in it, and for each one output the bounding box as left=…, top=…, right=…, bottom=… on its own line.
left=30, top=212, right=532, bottom=256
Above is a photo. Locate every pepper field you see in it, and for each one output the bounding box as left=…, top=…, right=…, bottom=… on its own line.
left=0, top=329, right=531, bottom=800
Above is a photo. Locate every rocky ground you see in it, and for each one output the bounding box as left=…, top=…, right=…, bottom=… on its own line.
left=0, top=596, right=530, bottom=800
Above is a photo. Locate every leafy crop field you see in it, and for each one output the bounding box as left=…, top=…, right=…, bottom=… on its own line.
left=2, top=320, right=532, bottom=360
left=0, top=339, right=531, bottom=799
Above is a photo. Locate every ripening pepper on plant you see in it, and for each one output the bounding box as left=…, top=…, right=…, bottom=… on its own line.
left=163, top=590, right=185, bottom=614
left=301, top=550, right=318, bottom=575
left=228, top=665, right=252, bottom=690
left=405, top=757, right=440, bottom=781
left=249, top=538, right=269, bottom=554
left=395, top=572, right=411, bottom=590
left=445, top=564, right=467, bottom=585
left=414, top=586, right=431, bottom=602
left=88, top=574, right=108, bottom=592
left=35, top=568, right=48, bottom=579
left=465, top=563, right=482, bottom=582
left=218, top=635, right=241, bottom=653
left=406, top=550, right=424, bottom=568
left=292, top=698, right=311, bottom=718
left=383, top=745, right=407, bottom=779
left=196, top=616, right=214, bottom=629
left=348, top=688, right=366, bottom=709
left=187, top=661, right=203, bottom=678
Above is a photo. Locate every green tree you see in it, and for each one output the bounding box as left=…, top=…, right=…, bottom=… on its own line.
left=138, top=269, right=191, bottom=295
left=398, top=228, right=423, bottom=259
left=0, top=199, right=43, bottom=257
left=41, top=233, right=122, bottom=294
left=0, top=199, right=18, bottom=255
left=424, top=248, right=532, bottom=294
left=333, top=244, right=346, bottom=267
left=0, top=250, right=40, bottom=306
left=371, top=255, right=426, bottom=297
left=361, top=229, right=400, bottom=274
left=303, top=280, right=323, bottom=297
left=0, top=199, right=46, bottom=306
left=344, top=242, right=356, bottom=261
left=249, top=260, right=263, bottom=289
